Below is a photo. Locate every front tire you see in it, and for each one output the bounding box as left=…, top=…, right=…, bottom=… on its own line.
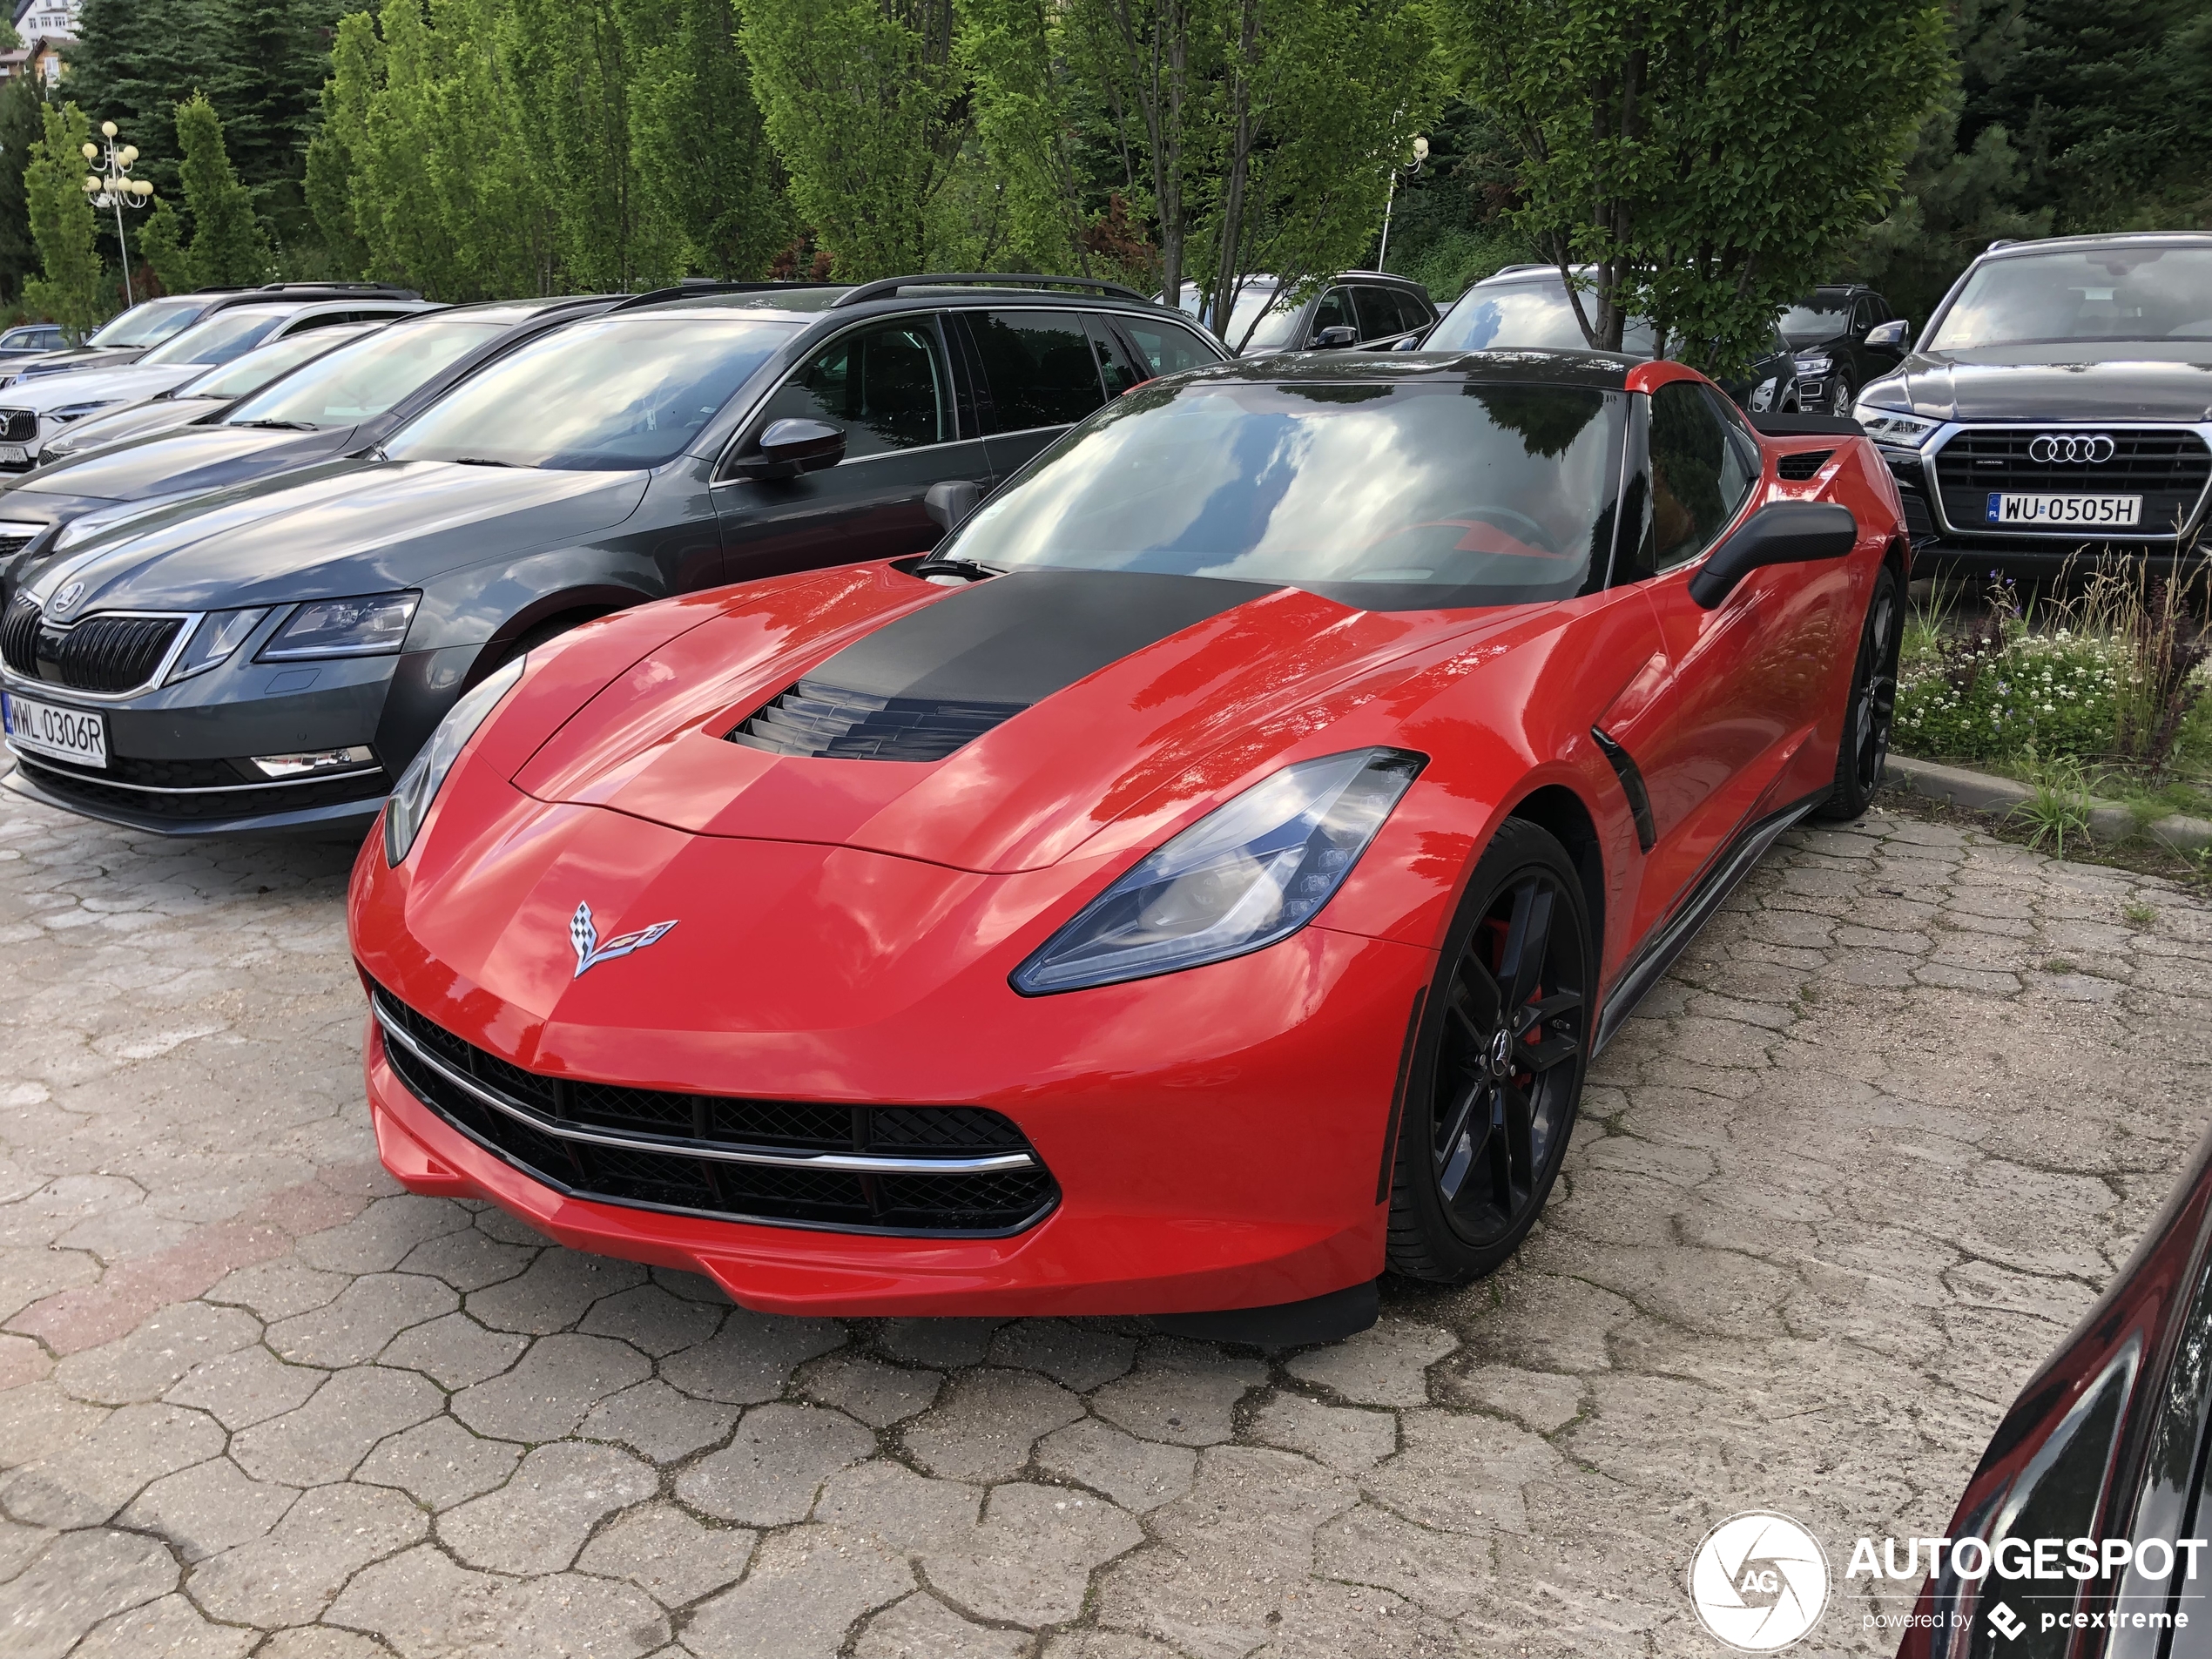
left=1386, top=819, right=1591, bottom=1283
left=1812, top=563, right=1899, bottom=821
left=1825, top=374, right=1857, bottom=416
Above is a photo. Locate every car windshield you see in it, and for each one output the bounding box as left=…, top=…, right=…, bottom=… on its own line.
left=139, top=309, right=294, bottom=368
left=1927, top=247, right=2212, bottom=349
left=940, top=378, right=1624, bottom=609
left=383, top=315, right=800, bottom=469
left=1428, top=281, right=1658, bottom=357
left=1177, top=284, right=1302, bottom=353
left=223, top=317, right=511, bottom=429
left=1779, top=296, right=1850, bottom=342
left=176, top=325, right=377, bottom=401
left=84, top=297, right=206, bottom=348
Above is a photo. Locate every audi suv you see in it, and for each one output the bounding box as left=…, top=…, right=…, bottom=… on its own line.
left=1852, top=233, right=2212, bottom=573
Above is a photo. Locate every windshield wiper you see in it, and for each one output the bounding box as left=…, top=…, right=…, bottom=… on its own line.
left=229, top=419, right=314, bottom=430
left=450, top=455, right=517, bottom=467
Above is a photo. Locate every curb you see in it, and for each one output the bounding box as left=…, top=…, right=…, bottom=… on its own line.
left=1882, top=752, right=2212, bottom=853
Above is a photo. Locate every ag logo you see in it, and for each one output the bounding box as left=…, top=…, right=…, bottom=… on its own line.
left=1688, top=1511, right=1830, bottom=1651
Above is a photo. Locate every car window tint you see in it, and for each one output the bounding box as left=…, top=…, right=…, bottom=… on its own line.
left=1309, top=288, right=1353, bottom=341
left=140, top=309, right=292, bottom=368
left=1640, top=381, right=1757, bottom=574
left=756, top=319, right=953, bottom=458
left=225, top=317, right=512, bottom=428
left=1084, top=316, right=1148, bottom=397
left=971, top=309, right=1106, bottom=430
left=1349, top=287, right=1398, bottom=341
left=1120, top=318, right=1217, bottom=376
left=1394, top=290, right=1433, bottom=333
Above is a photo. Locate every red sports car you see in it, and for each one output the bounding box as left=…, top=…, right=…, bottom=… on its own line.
left=347, top=350, right=1905, bottom=1337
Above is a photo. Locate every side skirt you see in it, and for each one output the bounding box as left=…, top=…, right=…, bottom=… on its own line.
left=1591, top=789, right=1829, bottom=1055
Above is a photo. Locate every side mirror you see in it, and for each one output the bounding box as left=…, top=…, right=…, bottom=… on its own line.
left=1686, top=501, right=1858, bottom=610
left=738, top=417, right=845, bottom=479
left=1865, top=319, right=1910, bottom=351
left=1311, top=326, right=1359, bottom=349
left=924, top=479, right=981, bottom=533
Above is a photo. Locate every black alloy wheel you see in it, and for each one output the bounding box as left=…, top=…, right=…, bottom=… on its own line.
left=1386, top=818, right=1590, bottom=1282
left=1825, top=373, right=1857, bottom=416
left=1814, top=563, right=1900, bottom=821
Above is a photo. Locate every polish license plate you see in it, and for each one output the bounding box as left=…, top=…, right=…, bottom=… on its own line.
left=1986, top=492, right=2141, bottom=527
left=2, top=690, right=106, bottom=766
left=0, top=445, right=26, bottom=466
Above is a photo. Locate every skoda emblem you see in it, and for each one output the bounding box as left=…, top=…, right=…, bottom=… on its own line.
left=2027, top=432, right=2114, bottom=464
left=50, top=580, right=84, bottom=615
left=569, top=901, right=678, bottom=979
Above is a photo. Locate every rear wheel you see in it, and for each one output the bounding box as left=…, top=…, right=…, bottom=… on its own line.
left=1386, top=819, right=1591, bottom=1283
left=1812, top=563, right=1899, bottom=821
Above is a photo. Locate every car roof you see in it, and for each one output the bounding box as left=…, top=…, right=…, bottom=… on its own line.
left=1176, top=347, right=1636, bottom=390
left=421, top=297, right=616, bottom=326
left=619, top=283, right=1210, bottom=324
left=1981, top=232, right=2212, bottom=259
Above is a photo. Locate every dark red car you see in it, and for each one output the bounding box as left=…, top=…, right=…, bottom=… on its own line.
left=345, top=350, right=1906, bottom=1334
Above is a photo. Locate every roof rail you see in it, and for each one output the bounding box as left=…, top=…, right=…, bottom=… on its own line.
left=830, top=273, right=1148, bottom=307
left=249, top=281, right=423, bottom=297
left=1984, top=239, right=2020, bottom=253
left=609, top=280, right=844, bottom=311
left=1485, top=263, right=1555, bottom=279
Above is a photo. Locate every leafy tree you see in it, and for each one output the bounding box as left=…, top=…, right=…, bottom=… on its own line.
left=144, top=92, right=275, bottom=287
left=59, top=0, right=224, bottom=203
left=0, top=78, right=48, bottom=304
left=23, top=102, right=107, bottom=334
left=206, top=0, right=346, bottom=249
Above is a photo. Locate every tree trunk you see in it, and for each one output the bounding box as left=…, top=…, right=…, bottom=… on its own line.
left=1207, top=0, right=1259, bottom=335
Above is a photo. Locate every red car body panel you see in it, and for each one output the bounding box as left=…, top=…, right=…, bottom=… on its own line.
left=348, top=361, right=1906, bottom=1316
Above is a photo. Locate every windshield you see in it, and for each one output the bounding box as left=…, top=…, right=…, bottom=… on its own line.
left=177, top=325, right=377, bottom=401
left=1428, top=281, right=1657, bottom=357
left=940, top=379, right=1624, bottom=609
left=85, top=297, right=206, bottom=349
left=383, top=315, right=799, bottom=469
left=1927, top=247, right=2212, bottom=349
left=1779, top=297, right=1850, bottom=342
left=140, top=308, right=294, bottom=368
left=1177, top=285, right=1302, bottom=353
left=223, top=317, right=509, bottom=429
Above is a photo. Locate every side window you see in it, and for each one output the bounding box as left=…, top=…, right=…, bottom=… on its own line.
left=1849, top=298, right=1873, bottom=335
left=1395, top=290, right=1434, bottom=334
left=1083, top=316, right=1148, bottom=398
left=1642, top=381, right=1757, bottom=572
left=1350, top=287, right=1401, bottom=341
left=969, top=309, right=1108, bottom=431
left=1308, top=287, right=1353, bottom=342
left=753, top=319, right=953, bottom=459
left=1119, top=318, right=1217, bottom=376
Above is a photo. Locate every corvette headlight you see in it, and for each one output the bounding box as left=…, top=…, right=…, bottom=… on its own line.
left=382, top=655, right=524, bottom=866
left=1853, top=395, right=1939, bottom=447
left=260, top=591, right=419, bottom=660
left=1011, top=747, right=1424, bottom=995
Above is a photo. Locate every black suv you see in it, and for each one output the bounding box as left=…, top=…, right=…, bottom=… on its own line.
left=1778, top=283, right=1907, bottom=415
left=0, top=276, right=1226, bottom=837
left=1854, top=233, right=2212, bottom=573
left=1175, top=270, right=1438, bottom=354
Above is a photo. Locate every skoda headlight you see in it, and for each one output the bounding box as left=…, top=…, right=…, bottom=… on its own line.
left=1852, top=393, right=1939, bottom=448
left=260, top=591, right=419, bottom=660
left=382, top=655, right=524, bottom=866
left=1011, top=747, right=1424, bottom=995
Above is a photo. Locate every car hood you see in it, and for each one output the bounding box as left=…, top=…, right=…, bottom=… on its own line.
left=505, top=563, right=1513, bottom=875
left=2, top=363, right=200, bottom=412
left=45, top=396, right=221, bottom=455
left=1, top=346, right=145, bottom=383
left=1865, top=345, right=2212, bottom=422
left=19, top=459, right=650, bottom=614
left=10, top=421, right=349, bottom=507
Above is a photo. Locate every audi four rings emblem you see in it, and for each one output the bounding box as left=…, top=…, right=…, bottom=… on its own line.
left=2027, top=432, right=2116, bottom=463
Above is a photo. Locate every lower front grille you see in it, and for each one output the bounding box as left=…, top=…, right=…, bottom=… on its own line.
left=368, top=983, right=1057, bottom=1237
left=16, top=756, right=388, bottom=820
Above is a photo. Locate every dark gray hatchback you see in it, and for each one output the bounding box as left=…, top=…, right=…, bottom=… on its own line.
left=0, top=276, right=1225, bottom=836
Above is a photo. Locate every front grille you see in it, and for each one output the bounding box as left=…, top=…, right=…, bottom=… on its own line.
left=1777, top=449, right=1833, bottom=482
left=0, top=409, right=35, bottom=443
left=1930, top=428, right=2212, bottom=538
left=368, top=983, right=1057, bottom=1236
left=730, top=678, right=1028, bottom=763
left=2, top=597, right=185, bottom=693
left=16, top=756, right=387, bottom=820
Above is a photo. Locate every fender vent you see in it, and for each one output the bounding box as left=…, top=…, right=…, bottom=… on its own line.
left=729, top=678, right=1028, bottom=762
left=1777, top=449, right=1834, bottom=482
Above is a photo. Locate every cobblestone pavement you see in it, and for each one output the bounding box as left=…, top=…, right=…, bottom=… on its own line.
left=1, top=779, right=2207, bottom=1659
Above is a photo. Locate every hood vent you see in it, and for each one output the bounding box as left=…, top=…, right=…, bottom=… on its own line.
left=731, top=678, right=1029, bottom=762
left=1776, top=449, right=1834, bottom=482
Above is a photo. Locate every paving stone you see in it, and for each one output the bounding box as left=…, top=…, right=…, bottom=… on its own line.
left=0, top=1526, right=178, bottom=1659
left=576, top=1501, right=756, bottom=1608
left=879, top=1317, right=1005, bottom=1368
left=118, top=1453, right=299, bottom=1561
left=1248, top=1393, right=1399, bottom=1471
left=1036, top=1418, right=1197, bottom=1511
left=1312, top=1502, right=1492, bottom=1617
left=442, top=1440, right=657, bottom=1573
left=1360, top=1409, right=1563, bottom=1535
left=396, top=1226, right=536, bottom=1291
left=1283, top=1319, right=1458, bottom=1407
left=676, top=1400, right=874, bottom=1525
left=190, top=1481, right=428, bottom=1626
left=0, top=1379, right=102, bottom=1470
left=464, top=1250, right=647, bottom=1334
left=988, top=1318, right=1138, bottom=1391
left=356, top=1414, right=523, bottom=1509
left=268, top=1271, right=457, bottom=1366
left=856, top=1593, right=1032, bottom=1659
left=51, top=1299, right=261, bottom=1404
left=903, top=1368, right=1085, bottom=1481
left=203, top=1258, right=348, bottom=1321
left=798, top=1351, right=943, bottom=1426
left=165, top=1344, right=326, bottom=1429
left=74, top=1592, right=255, bottom=1659
left=579, top=1282, right=722, bottom=1355
left=657, top=1308, right=846, bottom=1404
left=380, top=1311, right=529, bottom=1388
left=926, top=1481, right=1144, bottom=1625
left=814, top=1459, right=982, bottom=1552
left=325, top=1542, right=670, bottom=1658
left=448, top=1332, right=652, bottom=1440
left=1432, top=1361, right=1586, bottom=1434
left=293, top=1195, right=469, bottom=1276
left=1089, top=1367, right=1251, bottom=1448
left=580, top=1378, right=738, bottom=1462
left=1132, top=1336, right=1269, bottom=1386
left=230, top=1364, right=442, bottom=1486
left=683, top=1525, right=914, bottom=1659
left=0, top=1516, right=51, bottom=1582
left=253, top=1628, right=387, bottom=1659
left=1, top=1400, right=224, bottom=1526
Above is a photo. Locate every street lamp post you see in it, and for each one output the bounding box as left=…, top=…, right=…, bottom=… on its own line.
left=1375, top=135, right=1429, bottom=274
left=79, top=121, right=154, bottom=308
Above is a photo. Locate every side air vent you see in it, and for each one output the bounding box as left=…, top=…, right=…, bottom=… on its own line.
left=1777, top=449, right=1834, bottom=482
left=730, top=678, right=1028, bottom=763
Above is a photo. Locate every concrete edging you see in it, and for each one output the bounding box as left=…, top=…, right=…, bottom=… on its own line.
left=1883, top=752, right=2212, bottom=853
